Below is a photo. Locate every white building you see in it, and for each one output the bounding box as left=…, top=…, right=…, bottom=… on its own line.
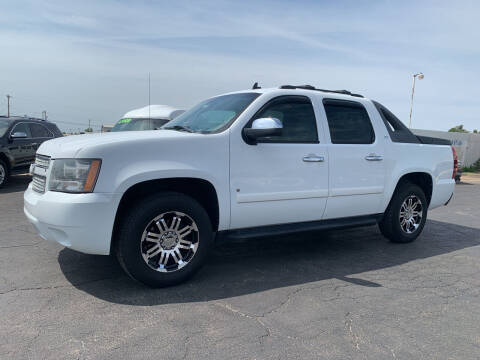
left=412, top=129, right=480, bottom=166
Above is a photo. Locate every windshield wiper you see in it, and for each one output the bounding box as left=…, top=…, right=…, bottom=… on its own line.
left=163, top=125, right=194, bottom=133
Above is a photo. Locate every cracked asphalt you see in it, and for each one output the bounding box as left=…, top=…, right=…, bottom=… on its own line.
left=1, top=174, right=480, bottom=359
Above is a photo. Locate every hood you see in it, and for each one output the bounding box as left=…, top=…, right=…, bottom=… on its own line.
left=37, top=130, right=196, bottom=158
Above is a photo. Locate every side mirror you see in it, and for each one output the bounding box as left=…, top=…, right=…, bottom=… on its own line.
left=10, top=132, right=28, bottom=139
left=243, top=118, right=283, bottom=144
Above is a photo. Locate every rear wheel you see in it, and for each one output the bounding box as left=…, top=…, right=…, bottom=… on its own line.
left=115, top=192, right=213, bottom=287
left=379, top=182, right=427, bottom=243
left=0, top=159, right=8, bottom=188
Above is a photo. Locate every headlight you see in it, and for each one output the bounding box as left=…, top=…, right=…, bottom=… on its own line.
left=49, top=159, right=101, bottom=193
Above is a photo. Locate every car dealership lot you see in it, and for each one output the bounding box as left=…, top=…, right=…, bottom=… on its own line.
left=1, top=175, right=479, bottom=359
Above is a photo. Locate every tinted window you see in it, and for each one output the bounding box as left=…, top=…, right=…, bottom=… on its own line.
left=11, top=123, right=32, bottom=138
left=251, top=96, right=318, bottom=143
left=323, top=100, right=375, bottom=144
left=152, top=119, right=169, bottom=129
left=112, top=118, right=169, bottom=132
left=0, top=119, right=12, bottom=137
left=48, top=124, right=62, bottom=137
left=30, top=123, right=53, bottom=138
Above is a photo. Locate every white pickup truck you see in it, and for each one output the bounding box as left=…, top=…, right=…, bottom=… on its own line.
left=24, top=85, right=456, bottom=287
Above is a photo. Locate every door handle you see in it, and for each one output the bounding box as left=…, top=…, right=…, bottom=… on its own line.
left=303, top=155, right=324, bottom=162
left=365, top=154, right=383, bottom=161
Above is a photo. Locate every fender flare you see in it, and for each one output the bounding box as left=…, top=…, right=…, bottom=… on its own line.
left=382, top=168, right=434, bottom=211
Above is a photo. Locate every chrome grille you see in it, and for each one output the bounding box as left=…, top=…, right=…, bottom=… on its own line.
left=35, top=154, right=51, bottom=169
left=32, top=154, right=50, bottom=193
left=32, top=175, right=47, bottom=193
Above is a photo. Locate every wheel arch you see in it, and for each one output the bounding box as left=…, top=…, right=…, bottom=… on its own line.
left=0, top=152, right=11, bottom=171
left=111, top=177, right=220, bottom=253
left=387, top=171, right=433, bottom=210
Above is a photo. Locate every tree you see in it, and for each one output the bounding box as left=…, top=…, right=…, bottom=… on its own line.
left=448, top=125, right=469, bottom=133
left=474, top=129, right=478, bottom=133
left=84, top=127, right=93, bottom=133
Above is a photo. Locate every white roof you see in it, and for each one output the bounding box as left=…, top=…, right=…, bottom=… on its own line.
left=123, top=105, right=184, bottom=120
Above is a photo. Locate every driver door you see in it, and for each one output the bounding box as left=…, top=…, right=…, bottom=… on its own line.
left=229, top=95, right=329, bottom=229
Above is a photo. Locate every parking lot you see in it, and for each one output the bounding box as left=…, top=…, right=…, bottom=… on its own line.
left=1, top=175, right=479, bottom=359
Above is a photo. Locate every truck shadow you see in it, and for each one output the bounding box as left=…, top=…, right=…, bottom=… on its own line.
left=58, top=219, right=480, bottom=305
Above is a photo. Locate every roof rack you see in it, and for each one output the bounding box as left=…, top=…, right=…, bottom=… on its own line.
left=279, top=85, right=364, bottom=98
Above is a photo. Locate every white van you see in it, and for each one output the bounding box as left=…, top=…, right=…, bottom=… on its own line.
left=111, top=105, right=184, bottom=132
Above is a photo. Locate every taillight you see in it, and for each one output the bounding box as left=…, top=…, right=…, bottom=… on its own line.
left=451, top=146, right=458, bottom=179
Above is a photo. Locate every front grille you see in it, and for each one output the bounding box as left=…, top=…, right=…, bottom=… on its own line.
left=32, top=175, right=47, bottom=193
left=32, top=154, right=50, bottom=193
left=35, top=154, right=51, bottom=169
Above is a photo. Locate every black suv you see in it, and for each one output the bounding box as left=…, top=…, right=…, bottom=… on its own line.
left=0, top=116, right=62, bottom=187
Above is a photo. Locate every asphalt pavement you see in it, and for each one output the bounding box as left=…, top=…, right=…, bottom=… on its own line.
left=1, top=174, right=479, bottom=359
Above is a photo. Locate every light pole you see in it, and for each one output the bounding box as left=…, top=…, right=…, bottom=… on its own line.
left=408, top=72, right=424, bottom=128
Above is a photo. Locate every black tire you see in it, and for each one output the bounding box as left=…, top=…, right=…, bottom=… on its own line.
left=379, top=182, right=428, bottom=243
left=0, top=159, right=9, bottom=188
left=115, top=192, right=213, bottom=287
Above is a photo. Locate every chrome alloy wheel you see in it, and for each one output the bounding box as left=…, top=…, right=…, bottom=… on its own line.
left=399, top=195, right=423, bottom=234
left=140, top=211, right=199, bottom=273
left=0, top=163, right=5, bottom=185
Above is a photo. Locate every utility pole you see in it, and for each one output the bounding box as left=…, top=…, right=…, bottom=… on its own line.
left=6, top=95, right=12, bottom=117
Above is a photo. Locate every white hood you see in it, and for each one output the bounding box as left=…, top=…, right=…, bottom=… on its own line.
left=37, top=130, right=195, bottom=158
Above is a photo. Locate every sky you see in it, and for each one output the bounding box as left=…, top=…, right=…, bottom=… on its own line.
left=1, top=0, right=479, bottom=132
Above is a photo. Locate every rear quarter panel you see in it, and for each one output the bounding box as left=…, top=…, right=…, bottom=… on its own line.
left=382, top=142, right=454, bottom=210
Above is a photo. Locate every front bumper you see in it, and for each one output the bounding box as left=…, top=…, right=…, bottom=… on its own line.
left=24, top=184, right=121, bottom=255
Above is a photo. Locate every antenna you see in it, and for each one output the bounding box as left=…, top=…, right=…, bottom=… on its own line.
left=252, top=82, right=261, bottom=89
left=148, top=72, right=151, bottom=128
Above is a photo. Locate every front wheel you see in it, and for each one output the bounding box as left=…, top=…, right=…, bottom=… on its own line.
left=379, top=182, right=428, bottom=243
left=115, top=192, right=213, bottom=287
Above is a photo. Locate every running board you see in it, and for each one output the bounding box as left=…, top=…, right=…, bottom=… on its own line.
left=218, top=214, right=383, bottom=241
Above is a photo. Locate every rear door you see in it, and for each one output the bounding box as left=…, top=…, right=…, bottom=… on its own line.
left=229, top=94, right=329, bottom=229
left=29, top=122, right=55, bottom=155
left=321, top=98, right=386, bottom=219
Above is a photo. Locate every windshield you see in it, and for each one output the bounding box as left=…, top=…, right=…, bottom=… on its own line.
left=111, top=118, right=169, bottom=132
left=0, top=119, right=12, bottom=137
left=163, top=93, right=260, bottom=133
